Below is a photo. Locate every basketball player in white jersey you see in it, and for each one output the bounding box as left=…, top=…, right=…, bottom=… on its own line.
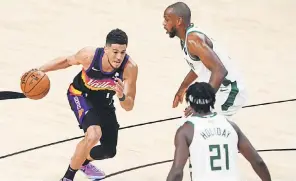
left=163, top=2, right=247, bottom=118
left=166, top=82, right=271, bottom=181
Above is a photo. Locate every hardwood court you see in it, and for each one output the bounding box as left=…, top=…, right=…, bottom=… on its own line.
left=0, top=0, right=295, bottom=181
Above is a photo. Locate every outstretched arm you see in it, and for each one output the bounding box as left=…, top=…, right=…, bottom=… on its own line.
left=38, top=47, right=94, bottom=73
left=173, top=70, right=197, bottom=108
left=229, top=121, right=272, bottom=181
left=167, top=122, right=193, bottom=181
left=186, top=32, right=228, bottom=93
left=178, top=70, right=198, bottom=94
left=115, top=59, right=138, bottom=111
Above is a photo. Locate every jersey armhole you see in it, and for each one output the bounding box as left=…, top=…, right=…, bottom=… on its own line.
left=226, top=119, right=240, bottom=148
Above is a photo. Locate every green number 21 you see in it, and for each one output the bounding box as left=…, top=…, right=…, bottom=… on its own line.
left=209, top=144, right=229, bottom=171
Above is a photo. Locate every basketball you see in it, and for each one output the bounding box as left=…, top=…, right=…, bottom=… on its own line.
left=20, top=69, right=50, bottom=100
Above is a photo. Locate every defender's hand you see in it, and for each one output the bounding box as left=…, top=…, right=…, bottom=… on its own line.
left=184, top=106, right=195, bottom=118
left=172, top=89, right=186, bottom=108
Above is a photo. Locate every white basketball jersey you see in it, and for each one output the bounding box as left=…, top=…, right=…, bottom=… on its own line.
left=181, top=24, right=245, bottom=92
left=186, top=112, right=241, bottom=181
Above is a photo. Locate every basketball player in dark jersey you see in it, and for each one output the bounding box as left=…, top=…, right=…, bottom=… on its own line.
left=35, top=29, right=138, bottom=181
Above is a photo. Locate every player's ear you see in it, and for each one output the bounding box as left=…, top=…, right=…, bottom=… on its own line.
left=176, top=17, right=182, bottom=26
left=104, top=45, right=109, bottom=53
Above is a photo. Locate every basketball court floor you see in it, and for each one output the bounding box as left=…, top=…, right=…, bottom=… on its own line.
left=0, top=0, right=295, bottom=180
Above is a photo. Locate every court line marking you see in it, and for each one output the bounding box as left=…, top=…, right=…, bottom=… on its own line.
left=0, top=94, right=295, bottom=160
left=99, top=148, right=296, bottom=180
left=1, top=91, right=295, bottom=179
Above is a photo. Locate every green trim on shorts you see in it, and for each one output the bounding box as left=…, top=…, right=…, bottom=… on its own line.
left=221, top=79, right=239, bottom=111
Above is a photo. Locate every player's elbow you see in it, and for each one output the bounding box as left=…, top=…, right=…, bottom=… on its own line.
left=219, top=66, right=228, bottom=78
left=168, top=169, right=183, bottom=181
left=254, top=158, right=266, bottom=167
left=122, top=101, right=134, bottom=111
left=215, top=66, right=228, bottom=80
left=123, top=105, right=133, bottom=111
left=251, top=157, right=266, bottom=168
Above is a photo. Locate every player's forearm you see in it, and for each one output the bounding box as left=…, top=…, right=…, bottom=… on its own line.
left=119, top=95, right=134, bottom=111
left=251, top=160, right=271, bottom=181
left=39, top=57, right=71, bottom=73
left=178, top=70, right=197, bottom=91
left=209, top=68, right=228, bottom=93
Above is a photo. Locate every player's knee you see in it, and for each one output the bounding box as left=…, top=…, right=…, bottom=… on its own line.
left=85, top=126, right=102, bottom=147
left=90, top=146, right=117, bottom=160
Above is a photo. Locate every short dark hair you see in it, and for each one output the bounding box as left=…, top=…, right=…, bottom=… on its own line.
left=185, top=82, right=216, bottom=113
left=167, top=2, right=191, bottom=26
left=106, top=28, right=128, bottom=46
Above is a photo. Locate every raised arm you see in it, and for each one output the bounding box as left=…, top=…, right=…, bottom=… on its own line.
left=173, top=70, right=197, bottom=108
left=178, top=69, right=198, bottom=95
left=186, top=32, right=228, bottom=92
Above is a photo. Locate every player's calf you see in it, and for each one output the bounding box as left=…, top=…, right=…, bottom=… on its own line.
left=80, top=143, right=117, bottom=179
left=60, top=125, right=102, bottom=181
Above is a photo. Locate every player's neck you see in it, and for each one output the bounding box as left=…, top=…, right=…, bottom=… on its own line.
left=177, top=23, right=194, bottom=41
left=192, top=111, right=214, bottom=117
left=177, top=28, right=186, bottom=41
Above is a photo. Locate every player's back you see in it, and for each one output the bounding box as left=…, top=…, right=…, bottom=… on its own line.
left=187, top=112, right=241, bottom=181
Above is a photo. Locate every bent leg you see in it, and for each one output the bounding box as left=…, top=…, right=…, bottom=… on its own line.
left=62, top=92, right=103, bottom=180
left=87, top=116, right=120, bottom=160
left=80, top=109, right=119, bottom=179
left=70, top=124, right=102, bottom=169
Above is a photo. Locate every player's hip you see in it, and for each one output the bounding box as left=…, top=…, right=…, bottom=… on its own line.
left=214, top=84, right=247, bottom=117
left=66, top=87, right=118, bottom=131
left=67, top=84, right=115, bottom=107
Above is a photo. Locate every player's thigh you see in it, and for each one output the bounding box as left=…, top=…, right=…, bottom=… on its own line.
left=67, top=92, right=102, bottom=132
left=214, top=88, right=246, bottom=117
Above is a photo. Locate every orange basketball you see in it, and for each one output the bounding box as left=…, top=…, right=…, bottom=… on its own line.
left=20, top=69, right=50, bottom=100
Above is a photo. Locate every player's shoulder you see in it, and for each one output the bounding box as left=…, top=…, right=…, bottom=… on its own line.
left=75, top=46, right=97, bottom=60
left=227, top=119, right=241, bottom=135
left=78, top=46, right=97, bottom=54
left=187, top=31, right=204, bottom=43
left=122, top=56, right=138, bottom=80
left=186, top=31, right=208, bottom=50
left=177, top=121, right=194, bottom=135
left=176, top=121, right=194, bottom=145
left=124, top=56, right=138, bottom=72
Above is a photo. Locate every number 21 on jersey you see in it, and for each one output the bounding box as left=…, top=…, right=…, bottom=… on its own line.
left=209, top=144, right=229, bottom=171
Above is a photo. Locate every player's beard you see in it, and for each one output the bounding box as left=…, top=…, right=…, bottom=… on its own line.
left=169, top=26, right=178, bottom=38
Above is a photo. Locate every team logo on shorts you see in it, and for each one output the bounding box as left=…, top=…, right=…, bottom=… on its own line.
left=73, top=96, right=84, bottom=118
left=78, top=108, right=84, bottom=119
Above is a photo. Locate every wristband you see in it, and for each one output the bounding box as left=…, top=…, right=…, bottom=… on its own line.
left=119, top=94, right=126, bottom=101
